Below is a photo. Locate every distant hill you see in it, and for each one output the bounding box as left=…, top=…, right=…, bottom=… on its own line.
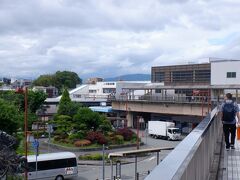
left=104, top=74, right=151, bottom=81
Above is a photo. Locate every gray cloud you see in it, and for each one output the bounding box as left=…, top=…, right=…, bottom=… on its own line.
left=0, top=0, right=240, bottom=79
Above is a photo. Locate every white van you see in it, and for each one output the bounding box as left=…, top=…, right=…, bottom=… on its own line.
left=25, top=152, right=78, bottom=180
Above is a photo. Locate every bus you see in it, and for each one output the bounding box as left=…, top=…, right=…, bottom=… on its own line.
left=25, top=152, right=78, bottom=180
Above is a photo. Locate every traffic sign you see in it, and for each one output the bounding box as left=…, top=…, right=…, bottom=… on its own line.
left=32, top=139, right=39, bottom=149
left=47, top=124, right=53, bottom=133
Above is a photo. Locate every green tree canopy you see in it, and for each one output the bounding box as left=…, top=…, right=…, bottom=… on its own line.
left=0, top=131, right=21, bottom=177
left=54, top=115, right=72, bottom=135
left=59, top=88, right=71, bottom=104
left=0, top=99, right=21, bottom=134
left=73, top=107, right=108, bottom=131
left=28, top=90, right=47, bottom=113
left=57, top=88, right=80, bottom=117
left=33, top=71, right=82, bottom=93
left=32, top=74, right=53, bottom=87
left=0, top=90, right=47, bottom=113
left=54, top=71, right=82, bottom=91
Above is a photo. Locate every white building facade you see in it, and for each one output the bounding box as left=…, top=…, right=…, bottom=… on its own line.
left=211, top=60, right=240, bottom=85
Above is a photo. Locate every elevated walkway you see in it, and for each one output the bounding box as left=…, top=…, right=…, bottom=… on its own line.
left=219, top=139, right=240, bottom=180
left=112, top=98, right=212, bottom=116
left=144, top=104, right=240, bottom=180
left=145, top=106, right=222, bottom=180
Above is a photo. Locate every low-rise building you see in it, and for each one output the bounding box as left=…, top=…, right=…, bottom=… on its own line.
left=32, top=86, right=59, bottom=98
left=11, top=79, right=33, bottom=89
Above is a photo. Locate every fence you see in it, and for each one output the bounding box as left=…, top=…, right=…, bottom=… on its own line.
left=145, top=106, right=222, bottom=180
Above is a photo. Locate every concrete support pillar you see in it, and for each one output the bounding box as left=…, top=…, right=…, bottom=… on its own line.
left=126, top=112, right=133, bottom=127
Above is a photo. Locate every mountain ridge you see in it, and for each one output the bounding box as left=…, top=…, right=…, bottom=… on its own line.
left=104, top=74, right=151, bottom=81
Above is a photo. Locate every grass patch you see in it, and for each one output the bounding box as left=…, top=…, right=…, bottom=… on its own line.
left=79, top=153, right=108, bottom=160
left=52, top=139, right=75, bottom=147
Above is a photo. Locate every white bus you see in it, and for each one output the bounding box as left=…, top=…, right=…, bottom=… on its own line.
left=25, top=152, right=78, bottom=180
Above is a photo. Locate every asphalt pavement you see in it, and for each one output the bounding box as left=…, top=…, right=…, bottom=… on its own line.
left=37, top=130, right=183, bottom=180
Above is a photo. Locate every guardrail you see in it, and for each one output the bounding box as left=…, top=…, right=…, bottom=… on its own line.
left=113, top=95, right=220, bottom=104
left=145, top=106, right=222, bottom=180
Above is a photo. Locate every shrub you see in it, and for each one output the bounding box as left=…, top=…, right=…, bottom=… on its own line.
left=114, top=135, right=124, bottom=144
left=131, top=134, right=138, bottom=143
left=86, top=131, right=107, bottom=145
left=107, top=132, right=115, bottom=138
left=105, top=136, right=113, bottom=145
left=116, top=128, right=134, bottom=141
left=74, top=139, right=92, bottom=147
left=53, top=135, right=61, bottom=142
left=79, top=153, right=108, bottom=160
left=68, top=133, right=84, bottom=141
left=54, top=133, right=68, bottom=140
left=58, top=138, right=70, bottom=144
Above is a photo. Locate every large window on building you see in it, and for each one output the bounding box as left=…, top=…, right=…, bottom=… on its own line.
left=226, top=72, right=236, bottom=78
left=195, top=70, right=211, bottom=82
left=154, top=72, right=165, bottom=82
left=172, top=71, right=193, bottom=82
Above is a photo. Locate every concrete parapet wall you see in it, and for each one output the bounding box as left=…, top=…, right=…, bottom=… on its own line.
left=112, top=101, right=210, bottom=116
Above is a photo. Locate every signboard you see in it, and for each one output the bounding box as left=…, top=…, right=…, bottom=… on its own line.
left=32, top=139, right=39, bottom=149
left=32, top=139, right=39, bottom=156
left=47, top=124, right=53, bottom=133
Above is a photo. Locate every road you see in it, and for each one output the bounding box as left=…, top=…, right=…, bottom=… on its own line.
left=38, top=131, right=183, bottom=179
left=76, top=134, right=182, bottom=180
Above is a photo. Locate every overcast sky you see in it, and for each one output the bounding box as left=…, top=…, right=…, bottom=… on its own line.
left=1, top=0, right=240, bottom=79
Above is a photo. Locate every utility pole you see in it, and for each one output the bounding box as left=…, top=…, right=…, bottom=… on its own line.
left=16, top=87, right=28, bottom=180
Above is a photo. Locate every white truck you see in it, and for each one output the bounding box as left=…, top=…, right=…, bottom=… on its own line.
left=148, top=121, right=181, bottom=140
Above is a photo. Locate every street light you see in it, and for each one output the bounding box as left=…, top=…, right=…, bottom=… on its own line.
left=16, top=87, right=28, bottom=180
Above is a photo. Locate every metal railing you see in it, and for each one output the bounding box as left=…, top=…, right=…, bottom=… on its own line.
left=145, top=106, right=222, bottom=180
left=113, top=94, right=219, bottom=104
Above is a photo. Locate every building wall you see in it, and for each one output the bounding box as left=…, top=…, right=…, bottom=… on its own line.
left=68, top=82, right=116, bottom=98
left=89, top=82, right=116, bottom=96
left=70, top=85, right=89, bottom=98
left=151, top=63, right=211, bottom=86
left=211, top=60, right=240, bottom=85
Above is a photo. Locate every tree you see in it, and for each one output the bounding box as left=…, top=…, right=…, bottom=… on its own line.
left=0, top=99, right=21, bottom=134
left=57, top=88, right=71, bottom=116
left=73, top=107, right=105, bottom=131
left=33, top=71, right=82, bottom=93
left=98, top=116, right=112, bottom=133
left=0, top=131, right=21, bottom=178
left=0, top=90, right=47, bottom=113
left=54, top=71, right=82, bottom=92
left=57, top=88, right=80, bottom=117
left=27, top=90, right=47, bottom=113
left=54, top=115, right=72, bottom=135
left=32, top=74, right=54, bottom=87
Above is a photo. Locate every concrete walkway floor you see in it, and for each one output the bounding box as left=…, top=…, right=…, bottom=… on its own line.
left=220, top=139, right=240, bottom=180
